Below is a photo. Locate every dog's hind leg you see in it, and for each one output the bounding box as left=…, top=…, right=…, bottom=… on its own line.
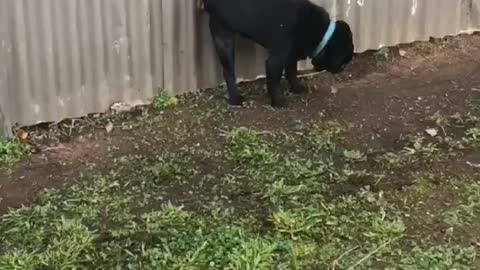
left=209, top=17, right=244, bottom=106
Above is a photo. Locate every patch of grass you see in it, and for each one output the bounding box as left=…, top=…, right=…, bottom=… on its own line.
left=442, top=182, right=480, bottom=227
left=0, top=138, right=29, bottom=167
left=0, top=204, right=97, bottom=270
left=305, top=121, right=343, bottom=157
left=2, top=104, right=480, bottom=269
left=224, top=127, right=336, bottom=205
left=271, top=191, right=406, bottom=269
left=407, top=172, right=438, bottom=197
left=398, top=245, right=476, bottom=270
left=131, top=205, right=252, bottom=270
left=226, top=239, right=277, bottom=270
left=152, top=90, right=178, bottom=110
left=224, top=124, right=349, bottom=192
left=225, top=127, right=276, bottom=165
left=263, top=179, right=308, bottom=206
left=0, top=181, right=251, bottom=270
left=343, top=149, right=367, bottom=163
left=377, top=135, right=440, bottom=169
left=148, top=153, right=197, bottom=183
left=427, top=111, right=480, bottom=148
left=1, top=138, right=478, bottom=270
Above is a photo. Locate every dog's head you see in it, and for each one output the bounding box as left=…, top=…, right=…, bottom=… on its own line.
left=311, top=21, right=354, bottom=74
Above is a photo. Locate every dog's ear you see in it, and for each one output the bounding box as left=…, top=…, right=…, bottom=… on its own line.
left=336, top=21, right=353, bottom=38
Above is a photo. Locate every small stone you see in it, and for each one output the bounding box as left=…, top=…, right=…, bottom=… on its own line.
left=331, top=86, right=338, bottom=94
left=110, top=102, right=133, bottom=113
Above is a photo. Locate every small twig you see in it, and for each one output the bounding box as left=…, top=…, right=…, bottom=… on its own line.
left=346, top=237, right=399, bottom=270
left=298, top=71, right=324, bottom=79
left=440, top=125, right=447, bottom=137
left=374, top=174, right=386, bottom=186
left=57, top=129, right=69, bottom=138
left=256, top=131, right=273, bottom=135
left=68, top=119, right=76, bottom=136
left=466, top=161, right=480, bottom=169
left=48, top=119, right=63, bottom=127
left=84, top=117, right=97, bottom=126
left=42, top=146, right=70, bottom=152
left=331, top=246, right=358, bottom=270
left=218, top=128, right=229, bottom=136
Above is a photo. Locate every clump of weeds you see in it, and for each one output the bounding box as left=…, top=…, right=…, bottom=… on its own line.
left=152, top=90, right=179, bottom=110
left=0, top=138, right=30, bottom=167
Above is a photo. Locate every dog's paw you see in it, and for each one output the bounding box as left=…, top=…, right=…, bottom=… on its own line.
left=290, top=82, right=308, bottom=94
left=227, top=94, right=245, bottom=106
left=271, top=95, right=287, bottom=108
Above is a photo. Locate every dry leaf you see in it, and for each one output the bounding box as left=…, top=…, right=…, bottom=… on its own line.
left=15, top=129, right=29, bottom=140
left=105, top=122, right=114, bottom=133
left=425, top=128, right=438, bottom=137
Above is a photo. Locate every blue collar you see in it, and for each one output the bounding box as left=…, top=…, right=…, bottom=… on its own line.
left=312, top=21, right=336, bottom=57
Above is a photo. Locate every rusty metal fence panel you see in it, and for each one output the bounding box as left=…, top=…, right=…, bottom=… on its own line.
left=1, top=0, right=479, bottom=137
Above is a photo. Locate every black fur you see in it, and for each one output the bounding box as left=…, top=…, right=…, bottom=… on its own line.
left=202, top=0, right=354, bottom=107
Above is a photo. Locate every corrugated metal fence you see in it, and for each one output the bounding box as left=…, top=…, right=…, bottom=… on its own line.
left=1, top=0, right=479, bottom=137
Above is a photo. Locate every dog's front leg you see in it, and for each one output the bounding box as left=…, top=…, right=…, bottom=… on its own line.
left=285, top=57, right=307, bottom=94
left=266, top=51, right=290, bottom=107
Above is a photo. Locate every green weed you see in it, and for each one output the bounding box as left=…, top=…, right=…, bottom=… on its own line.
left=0, top=138, right=29, bottom=167
left=152, top=90, right=178, bottom=110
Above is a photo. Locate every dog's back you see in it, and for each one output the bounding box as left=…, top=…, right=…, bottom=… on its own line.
left=202, top=0, right=310, bottom=47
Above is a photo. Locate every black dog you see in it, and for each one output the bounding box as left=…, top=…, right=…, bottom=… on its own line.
left=202, top=0, right=354, bottom=107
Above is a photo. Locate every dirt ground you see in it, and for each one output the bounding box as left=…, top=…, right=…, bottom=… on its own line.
left=2, top=34, right=479, bottom=214
left=0, top=33, right=479, bottom=268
